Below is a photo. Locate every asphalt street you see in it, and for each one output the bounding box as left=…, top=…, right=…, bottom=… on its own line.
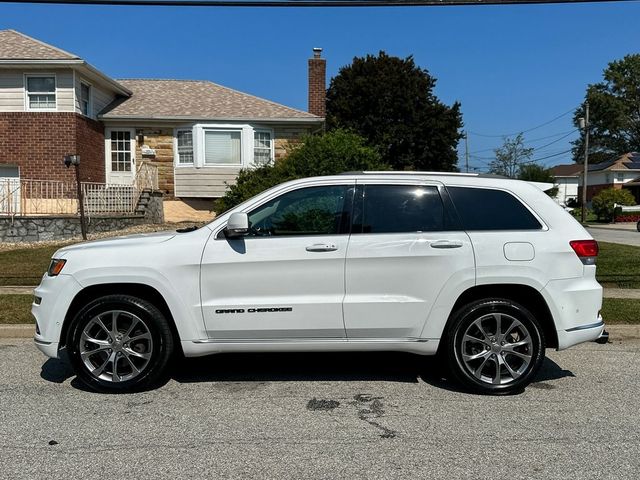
left=587, top=227, right=640, bottom=246
left=1, top=339, right=639, bottom=479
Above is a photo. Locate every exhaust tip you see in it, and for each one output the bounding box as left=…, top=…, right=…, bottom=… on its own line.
left=595, top=330, right=609, bottom=344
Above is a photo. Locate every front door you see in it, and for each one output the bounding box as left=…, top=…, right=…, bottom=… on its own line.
left=343, top=181, right=475, bottom=339
left=200, top=182, right=353, bottom=339
left=106, top=129, right=136, bottom=185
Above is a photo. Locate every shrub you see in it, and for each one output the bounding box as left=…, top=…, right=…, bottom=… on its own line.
left=214, top=130, right=387, bottom=212
left=591, top=188, right=636, bottom=221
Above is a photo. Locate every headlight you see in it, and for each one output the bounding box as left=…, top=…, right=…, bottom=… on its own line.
left=47, top=258, right=67, bottom=276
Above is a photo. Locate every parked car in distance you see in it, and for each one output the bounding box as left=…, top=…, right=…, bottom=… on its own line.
left=33, top=172, right=606, bottom=394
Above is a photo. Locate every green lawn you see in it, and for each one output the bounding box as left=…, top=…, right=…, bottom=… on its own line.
left=0, top=295, right=35, bottom=324
left=596, top=242, right=640, bottom=289
left=601, top=298, right=640, bottom=325
left=0, top=245, right=61, bottom=286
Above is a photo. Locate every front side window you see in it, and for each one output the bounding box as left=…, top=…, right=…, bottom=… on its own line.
left=247, top=185, right=349, bottom=236
left=448, top=186, right=542, bottom=230
left=204, top=130, right=241, bottom=165
left=176, top=130, right=194, bottom=165
left=26, top=75, right=56, bottom=110
left=80, top=82, right=91, bottom=116
left=254, top=131, right=273, bottom=165
left=354, top=185, right=445, bottom=234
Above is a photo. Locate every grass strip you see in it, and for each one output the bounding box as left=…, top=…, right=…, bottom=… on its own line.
left=596, top=242, right=640, bottom=289
left=0, top=295, right=35, bottom=324
left=601, top=298, right=640, bottom=325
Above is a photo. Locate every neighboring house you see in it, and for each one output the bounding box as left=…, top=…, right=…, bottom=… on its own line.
left=580, top=152, right=640, bottom=203
left=551, top=163, right=582, bottom=206
left=551, top=153, right=640, bottom=205
left=0, top=30, right=325, bottom=202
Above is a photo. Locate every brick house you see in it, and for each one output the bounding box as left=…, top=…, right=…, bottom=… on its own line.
left=0, top=30, right=325, bottom=203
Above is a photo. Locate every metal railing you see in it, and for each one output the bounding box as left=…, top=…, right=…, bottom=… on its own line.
left=0, top=163, right=159, bottom=217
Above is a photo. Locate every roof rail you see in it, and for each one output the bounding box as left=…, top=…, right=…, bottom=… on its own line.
left=340, top=171, right=491, bottom=177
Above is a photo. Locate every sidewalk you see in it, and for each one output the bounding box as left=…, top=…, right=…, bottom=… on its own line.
left=587, top=222, right=638, bottom=232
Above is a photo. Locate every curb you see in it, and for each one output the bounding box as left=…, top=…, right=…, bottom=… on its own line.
left=1, top=324, right=639, bottom=340
left=0, top=324, right=34, bottom=338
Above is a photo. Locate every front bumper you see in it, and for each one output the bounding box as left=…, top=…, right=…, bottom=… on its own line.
left=32, top=273, right=84, bottom=359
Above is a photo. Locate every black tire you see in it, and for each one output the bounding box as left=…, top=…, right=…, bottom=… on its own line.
left=445, top=298, right=545, bottom=395
left=636, top=220, right=640, bottom=232
left=66, top=294, right=174, bottom=393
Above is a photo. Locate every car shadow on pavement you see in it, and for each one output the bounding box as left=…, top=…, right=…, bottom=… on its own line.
left=172, top=351, right=424, bottom=384
left=40, top=350, right=576, bottom=394
left=40, top=351, right=74, bottom=384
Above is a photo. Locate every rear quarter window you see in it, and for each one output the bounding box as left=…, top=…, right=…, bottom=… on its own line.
left=447, top=186, right=542, bottom=230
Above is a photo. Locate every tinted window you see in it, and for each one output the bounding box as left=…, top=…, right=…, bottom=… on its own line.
left=448, top=187, right=542, bottom=230
left=355, top=185, right=445, bottom=234
left=247, top=185, right=349, bottom=236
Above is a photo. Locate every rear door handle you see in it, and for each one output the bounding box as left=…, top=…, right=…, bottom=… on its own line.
left=430, top=240, right=463, bottom=249
left=306, top=243, right=338, bottom=252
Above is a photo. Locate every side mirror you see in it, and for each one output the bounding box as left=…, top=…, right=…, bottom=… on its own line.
left=225, top=212, right=249, bottom=238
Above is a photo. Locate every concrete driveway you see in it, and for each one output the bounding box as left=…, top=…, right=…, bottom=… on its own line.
left=1, top=338, right=639, bottom=479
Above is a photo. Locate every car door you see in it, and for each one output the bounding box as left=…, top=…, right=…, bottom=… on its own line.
left=200, top=181, right=354, bottom=339
left=343, top=180, right=475, bottom=339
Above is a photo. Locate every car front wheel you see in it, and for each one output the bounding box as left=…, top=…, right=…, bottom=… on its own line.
left=66, top=294, right=174, bottom=393
left=445, top=299, right=545, bottom=395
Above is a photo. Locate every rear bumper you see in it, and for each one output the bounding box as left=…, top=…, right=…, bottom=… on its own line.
left=556, top=316, right=605, bottom=350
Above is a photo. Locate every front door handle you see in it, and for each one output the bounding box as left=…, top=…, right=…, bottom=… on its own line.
left=430, top=240, right=463, bottom=249
left=306, top=243, right=338, bottom=252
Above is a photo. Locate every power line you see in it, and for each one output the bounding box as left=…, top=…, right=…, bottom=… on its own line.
left=468, top=128, right=578, bottom=155
left=467, top=108, right=575, bottom=138
left=0, top=0, right=626, bottom=6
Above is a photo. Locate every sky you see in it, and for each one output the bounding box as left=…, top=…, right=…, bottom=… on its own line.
left=1, top=1, right=639, bottom=172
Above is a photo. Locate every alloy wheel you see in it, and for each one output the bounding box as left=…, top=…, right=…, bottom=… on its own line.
left=79, top=310, right=153, bottom=383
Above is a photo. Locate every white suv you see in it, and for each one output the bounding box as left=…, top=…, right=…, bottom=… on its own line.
left=33, top=172, right=606, bottom=394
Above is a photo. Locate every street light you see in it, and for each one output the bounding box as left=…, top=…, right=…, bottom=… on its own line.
left=578, top=101, right=590, bottom=224
left=64, top=154, right=87, bottom=240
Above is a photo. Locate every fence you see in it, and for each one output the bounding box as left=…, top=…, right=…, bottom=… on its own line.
left=0, top=163, right=159, bottom=217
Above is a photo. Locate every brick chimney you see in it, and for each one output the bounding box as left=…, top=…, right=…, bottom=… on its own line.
left=308, top=47, right=326, bottom=118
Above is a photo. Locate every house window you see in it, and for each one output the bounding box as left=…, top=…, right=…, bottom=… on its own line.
left=204, top=130, right=241, bottom=165
left=254, top=131, right=273, bottom=165
left=26, top=75, right=56, bottom=110
left=616, top=172, right=625, bottom=182
left=80, top=82, right=91, bottom=116
left=176, top=130, right=194, bottom=165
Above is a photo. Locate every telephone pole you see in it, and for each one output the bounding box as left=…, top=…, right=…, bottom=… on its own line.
left=464, top=132, right=470, bottom=173
left=580, top=101, right=590, bottom=224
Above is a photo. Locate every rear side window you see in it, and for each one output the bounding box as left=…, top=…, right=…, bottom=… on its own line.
left=448, top=186, right=542, bottom=230
left=355, top=185, right=445, bottom=233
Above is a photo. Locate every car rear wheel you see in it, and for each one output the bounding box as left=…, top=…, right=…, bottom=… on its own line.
left=445, top=299, right=545, bottom=395
left=66, top=294, right=174, bottom=393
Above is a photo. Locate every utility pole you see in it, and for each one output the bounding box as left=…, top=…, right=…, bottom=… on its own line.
left=580, top=101, right=590, bottom=224
left=464, top=131, right=469, bottom=173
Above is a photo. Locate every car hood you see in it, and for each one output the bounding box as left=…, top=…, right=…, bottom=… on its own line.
left=55, top=231, right=177, bottom=257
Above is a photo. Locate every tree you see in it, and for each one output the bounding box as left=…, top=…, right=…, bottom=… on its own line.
left=214, top=130, right=386, bottom=212
left=591, top=188, right=636, bottom=221
left=489, top=133, right=534, bottom=178
left=326, top=51, right=463, bottom=172
left=518, top=163, right=558, bottom=197
left=572, top=54, right=640, bottom=164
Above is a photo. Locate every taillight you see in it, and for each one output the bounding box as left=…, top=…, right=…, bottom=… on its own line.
left=570, top=240, right=599, bottom=265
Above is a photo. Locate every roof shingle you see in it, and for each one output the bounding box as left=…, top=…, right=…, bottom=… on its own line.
left=0, top=29, right=79, bottom=60
left=100, top=79, right=320, bottom=120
